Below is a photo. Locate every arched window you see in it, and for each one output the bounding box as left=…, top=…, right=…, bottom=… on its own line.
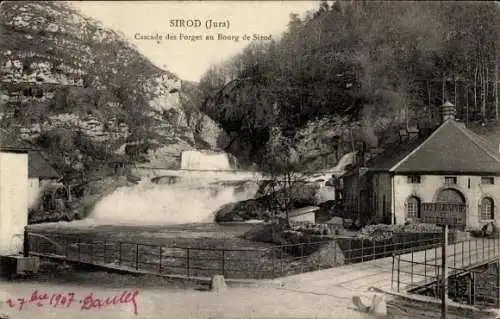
left=406, top=196, right=421, bottom=219
left=437, top=188, right=465, bottom=204
left=480, top=197, right=494, bottom=220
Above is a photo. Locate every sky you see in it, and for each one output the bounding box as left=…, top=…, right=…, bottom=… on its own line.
left=70, top=1, right=321, bottom=82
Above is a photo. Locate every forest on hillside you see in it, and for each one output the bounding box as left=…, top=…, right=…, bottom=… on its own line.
left=197, top=1, right=500, bottom=170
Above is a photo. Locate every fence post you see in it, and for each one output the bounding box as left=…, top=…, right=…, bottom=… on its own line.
left=469, top=239, right=472, bottom=265
left=159, top=246, right=162, bottom=273
left=497, top=260, right=500, bottom=309
left=391, top=254, right=395, bottom=291
left=410, top=248, right=414, bottom=287
left=361, top=239, right=364, bottom=262
left=483, top=238, right=485, bottom=260
left=441, top=224, right=449, bottom=319
left=272, top=247, right=276, bottom=278
left=23, top=228, right=29, bottom=257
left=222, top=249, right=225, bottom=277
left=453, top=241, right=456, bottom=269
left=318, top=242, right=321, bottom=270
left=77, top=236, right=81, bottom=261
left=118, top=242, right=122, bottom=266
left=90, top=241, right=94, bottom=263
left=333, top=240, right=337, bottom=265
left=424, top=248, right=427, bottom=278
left=487, top=237, right=490, bottom=260
left=135, top=244, right=139, bottom=271
left=495, top=236, right=497, bottom=258
left=397, top=255, right=401, bottom=292
left=103, top=240, right=107, bottom=264
left=461, top=241, right=464, bottom=267
left=65, top=237, right=69, bottom=258
left=435, top=246, right=438, bottom=279
left=348, top=239, right=352, bottom=264
left=300, top=243, right=304, bottom=273
left=186, top=248, right=190, bottom=277
left=372, top=240, right=376, bottom=261
left=280, top=245, right=284, bottom=275
left=476, top=239, right=478, bottom=264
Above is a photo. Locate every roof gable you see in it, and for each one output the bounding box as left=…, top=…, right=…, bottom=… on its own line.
left=366, top=135, right=429, bottom=171
left=0, top=129, right=59, bottom=178
left=391, top=120, right=500, bottom=174
left=28, top=152, right=60, bottom=179
left=0, top=128, right=31, bottom=152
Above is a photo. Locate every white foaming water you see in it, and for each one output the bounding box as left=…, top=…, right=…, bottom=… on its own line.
left=88, top=176, right=259, bottom=225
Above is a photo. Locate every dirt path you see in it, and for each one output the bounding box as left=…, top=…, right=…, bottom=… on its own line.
left=0, top=279, right=401, bottom=319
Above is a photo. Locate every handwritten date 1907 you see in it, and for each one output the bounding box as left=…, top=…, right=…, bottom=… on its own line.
left=6, top=290, right=139, bottom=315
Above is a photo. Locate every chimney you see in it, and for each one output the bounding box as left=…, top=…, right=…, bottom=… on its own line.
left=442, top=101, right=456, bottom=122
left=407, top=125, right=419, bottom=140
left=399, top=129, right=408, bottom=142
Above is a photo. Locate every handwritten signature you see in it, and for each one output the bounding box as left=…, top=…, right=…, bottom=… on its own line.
left=5, top=290, right=139, bottom=315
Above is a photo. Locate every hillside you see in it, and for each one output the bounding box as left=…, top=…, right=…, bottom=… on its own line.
left=0, top=0, right=228, bottom=175
left=200, top=1, right=500, bottom=171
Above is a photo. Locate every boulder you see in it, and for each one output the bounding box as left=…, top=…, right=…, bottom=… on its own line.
left=151, top=175, right=181, bottom=185
left=482, top=222, right=498, bottom=237
left=326, top=216, right=344, bottom=227
left=352, top=293, right=387, bottom=316
left=241, top=223, right=287, bottom=244
left=213, top=203, right=237, bottom=221
left=214, top=198, right=270, bottom=222
left=210, top=275, right=227, bottom=292
left=306, top=241, right=345, bottom=267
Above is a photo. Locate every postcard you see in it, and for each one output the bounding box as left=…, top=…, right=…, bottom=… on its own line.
left=0, top=1, right=499, bottom=318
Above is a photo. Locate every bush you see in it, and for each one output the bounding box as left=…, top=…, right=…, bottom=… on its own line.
left=470, top=222, right=499, bottom=238
left=358, top=223, right=443, bottom=240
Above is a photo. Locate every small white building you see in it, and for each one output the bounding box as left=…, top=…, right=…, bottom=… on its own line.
left=288, top=206, right=319, bottom=224
left=0, top=129, right=59, bottom=255
left=0, top=129, right=30, bottom=255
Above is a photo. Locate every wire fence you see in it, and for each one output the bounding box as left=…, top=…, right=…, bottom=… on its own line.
left=392, top=234, right=500, bottom=308
left=27, top=231, right=450, bottom=280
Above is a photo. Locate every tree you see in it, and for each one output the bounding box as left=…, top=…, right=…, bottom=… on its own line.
left=199, top=1, right=500, bottom=171
left=259, top=127, right=303, bottom=228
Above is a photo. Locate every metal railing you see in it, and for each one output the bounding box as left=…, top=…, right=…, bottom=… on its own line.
left=392, top=234, right=500, bottom=308
left=27, top=231, right=448, bottom=280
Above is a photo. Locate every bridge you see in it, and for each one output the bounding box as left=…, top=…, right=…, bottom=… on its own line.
left=392, top=235, right=500, bottom=293
left=19, top=227, right=500, bottom=312
left=278, top=234, right=500, bottom=312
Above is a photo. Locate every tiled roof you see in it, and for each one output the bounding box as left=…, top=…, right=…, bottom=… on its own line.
left=0, top=129, right=59, bottom=178
left=288, top=206, right=319, bottom=218
left=28, top=151, right=60, bottom=179
left=366, top=135, right=430, bottom=172
left=0, top=128, right=31, bottom=152
left=371, top=120, right=500, bottom=174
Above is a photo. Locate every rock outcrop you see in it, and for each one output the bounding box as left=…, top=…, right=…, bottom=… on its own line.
left=0, top=1, right=228, bottom=171
left=214, top=179, right=337, bottom=223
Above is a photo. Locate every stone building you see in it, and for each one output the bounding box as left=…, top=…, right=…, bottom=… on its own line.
left=343, top=102, right=500, bottom=230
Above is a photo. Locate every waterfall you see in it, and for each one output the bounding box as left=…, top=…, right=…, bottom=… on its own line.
left=89, top=175, right=259, bottom=225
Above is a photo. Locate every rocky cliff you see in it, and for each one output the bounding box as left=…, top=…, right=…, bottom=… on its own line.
left=203, top=78, right=366, bottom=171
left=0, top=1, right=228, bottom=171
